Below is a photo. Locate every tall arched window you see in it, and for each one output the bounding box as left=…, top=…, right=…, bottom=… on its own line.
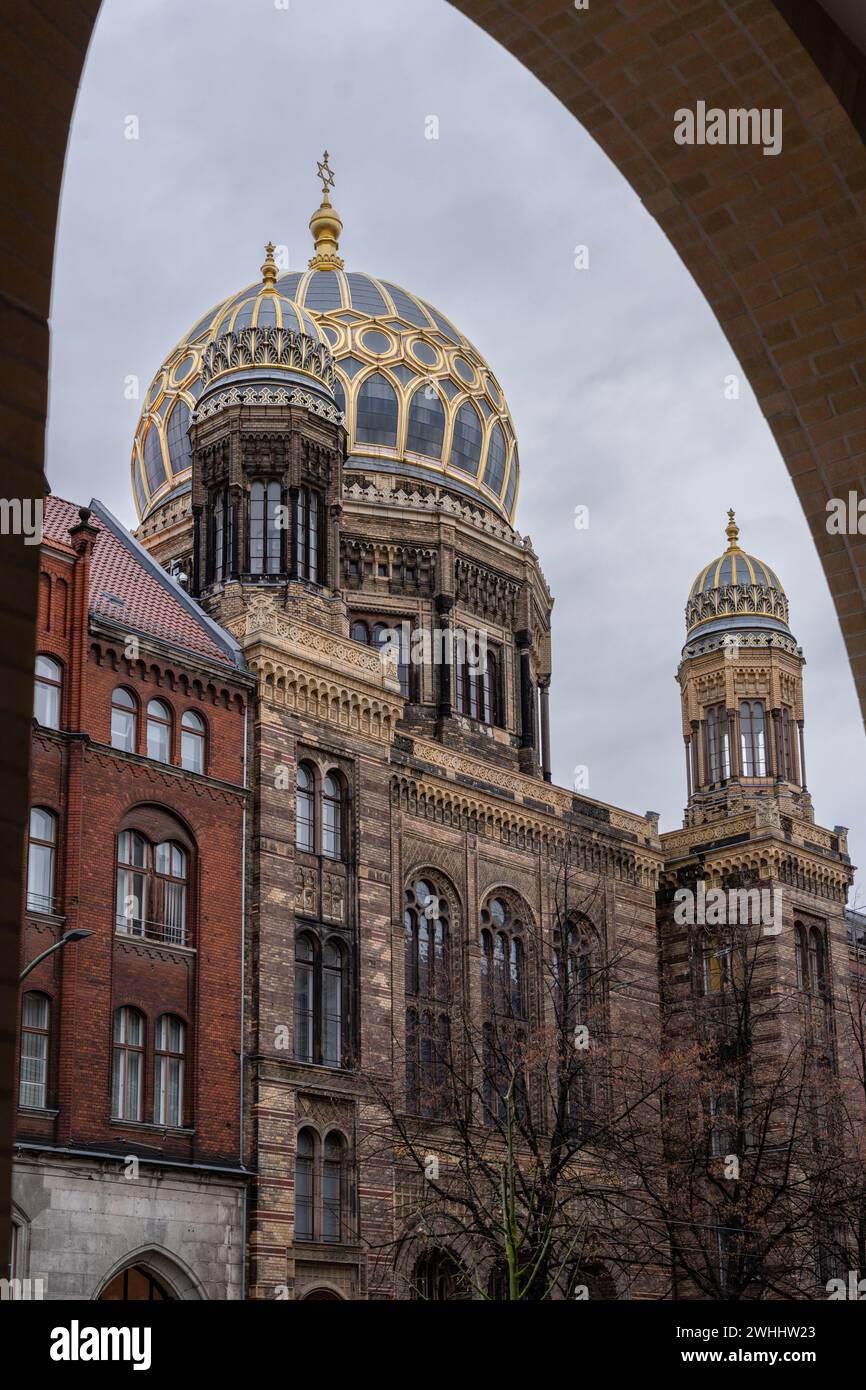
left=112, top=1007, right=145, bottom=1122
left=209, top=485, right=232, bottom=584
left=705, top=704, right=730, bottom=783
left=180, top=710, right=206, bottom=774
left=449, top=401, right=483, bottom=476
left=27, top=808, right=56, bottom=913
left=295, top=1129, right=316, bottom=1240
left=480, top=896, right=528, bottom=1126
left=482, top=422, right=507, bottom=494
left=740, top=700, right=767, bottom=777
left=146, top=700, right=172, bottom=763
left=111, top=688, right=137, bottom=753
left=249, top=479, right=282, bottom=575
left=294, top=933, right=347, bottom=1068
left=322, top=1133, right=346, bottom=1242
left=294, top=1128, right=352, bottom=1244
left=455, top=638, right=501, bottom=725
left=295, top=487, right=321, bottom=583
left=34, top=655, right=62, bottom=729
left=115, top=832, right=189, bottom=945
left=154, top=1014, right=185, bottom=1127
left=296, top=763, right=315, bottom=851
left=406, top=384, right=445, bottom=458
left=404, top=878, right=451, bottom=1116
left=356, top=373, right=398, bottom=447
left=554, top=920, right=600, bottom=1136
left=322, top=773, right=344, bottom=860
left=19, top=992, right=50, bottom=1109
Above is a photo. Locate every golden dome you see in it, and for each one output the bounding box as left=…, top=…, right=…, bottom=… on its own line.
left=686, top=511, right=790, bottom=639
left=131, top=161, right=520, bottom=526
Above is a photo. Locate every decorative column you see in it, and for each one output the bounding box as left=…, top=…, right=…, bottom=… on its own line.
left=684, top=736, right=692, bottom=800
left=728, top=707, right=741, bottom=779
left=435, top=595, right=453, bottom=719
left=329, top=503, right=342, bottom=591
left=192, top=503, right=203, bottom=596
left=538, top=677, right=552, bottom=783
left=798, top=720, right=808, bottom=791
left=516, top=630, right=534, bottom=751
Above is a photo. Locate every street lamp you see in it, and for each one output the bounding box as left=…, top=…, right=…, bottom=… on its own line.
left=19, top=929, right=93, bottom=983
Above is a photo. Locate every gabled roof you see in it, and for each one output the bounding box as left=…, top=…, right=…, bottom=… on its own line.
left=43, top=495, right=244, bottom=670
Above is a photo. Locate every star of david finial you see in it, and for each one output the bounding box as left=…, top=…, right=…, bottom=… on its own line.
left=317, top=150, right=336, bottom=199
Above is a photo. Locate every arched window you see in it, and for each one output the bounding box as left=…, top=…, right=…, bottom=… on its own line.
left=34, top=655, right=62, bottom=729
left=26, top=808, right=56, bottom=913
left=112, top=1007, right=145, bottom=1122
left=322, top=773, right=344, bottom=860
left=115, top=832, right=189, bottom=946
left=19, top=992, right=50, bottom=1109
left=350, top=619, right=369, bottom=644
left=209, top=485, right=232, bottom=584
left=807, top=926, right=827, bottom=996
left=295, top=1129, right=316, bottom=1241
left=449, top=401, right=483, bottom=475
left=154, top=1014, right=185, bottom=1127
left=155, top=842, right=187, bottom=945
left=481, top=897, right=526, bottom=1019
left=249, top=479, right=282, bottom=575
left=296, top=763, right=315, bottom=852
left=356, top=373, right=398, bottom=447
left=406, top=385, right=445, bottom=458
left=146, top=699, right=172, bottom=763
left=740, top=700, right=767, bottom=777
left=404, top=879, right=451, bottom=1116
left=482, top=422, right=507, bottom=494
left=294, top=933, right=347, bottom=1068
left=454, top=637, right=500, bottom=725
left=111, top=688, right=137, bottom=753
left=180, top=710, right=206, bottom=774
left=705, top=704, right=730, bottom=783
left=322, top=1132, right=346, bottom=1242
left=411, top=1250, right=470, bottom=1301
left=480, top=896, right=528, bottom=1126
left=295, top=1128, right=351, bottom=1244
left=295, top=487, right=321, bottom=583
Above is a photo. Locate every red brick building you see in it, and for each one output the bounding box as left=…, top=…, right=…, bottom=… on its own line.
left=12, top=494, right=252, bottom=1300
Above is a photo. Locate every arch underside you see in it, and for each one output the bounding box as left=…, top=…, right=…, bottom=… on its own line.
left=3, top=0, right=866, bottom=1272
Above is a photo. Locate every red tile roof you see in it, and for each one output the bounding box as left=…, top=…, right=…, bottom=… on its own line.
left=43, top=495, right=241, bottom=668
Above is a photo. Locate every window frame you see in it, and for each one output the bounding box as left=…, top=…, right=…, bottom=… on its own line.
left=111, top=687, right=138, bottom=754
left=26, top=807, right=57, bottom=914
left=112, top=1005, right=146, bottom=1123
left=34, top=654, right=62, bottom=730
left=146, top=699, right=173, bottom=764
left=19, top=991, right=50, bottom=1110
left=180, top=709, right=206, bottom=775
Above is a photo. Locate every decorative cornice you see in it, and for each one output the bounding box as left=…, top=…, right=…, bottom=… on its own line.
left=199, top=325, right=335, bottom=392
left=194, top=382, right=343, bottom=425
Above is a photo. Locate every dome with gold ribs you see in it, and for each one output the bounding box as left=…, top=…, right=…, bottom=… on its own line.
left=685, top=511, right=791, bottom=641
left=131, top=156, right=520, bottom=527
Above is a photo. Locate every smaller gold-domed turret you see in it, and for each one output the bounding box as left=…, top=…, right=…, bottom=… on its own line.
left=309, top=151, right=344, bottom=271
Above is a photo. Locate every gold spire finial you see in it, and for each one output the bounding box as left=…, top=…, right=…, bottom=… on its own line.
left=726, top=508, right=740, bottom=550
left=261, top=241, right=278, bottom=290
left=309, top=150, right=344, bottom=271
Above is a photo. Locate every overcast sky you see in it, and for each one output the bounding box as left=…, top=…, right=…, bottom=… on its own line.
left=47, top=0, right=864, bottom=896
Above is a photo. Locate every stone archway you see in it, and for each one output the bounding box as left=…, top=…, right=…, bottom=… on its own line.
left=4, top=0, right=866, bottom=1267
left=93, top=1245, right=206, bottom=1301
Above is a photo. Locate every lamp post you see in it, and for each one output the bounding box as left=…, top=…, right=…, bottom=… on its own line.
left=19, top=928, right=93, bottom=983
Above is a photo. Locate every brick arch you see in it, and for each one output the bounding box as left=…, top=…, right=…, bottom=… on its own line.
left=4, top=0, right=866, bottom=1258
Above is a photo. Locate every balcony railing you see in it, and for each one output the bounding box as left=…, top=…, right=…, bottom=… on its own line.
left=115, top=917, right=187, bottom=948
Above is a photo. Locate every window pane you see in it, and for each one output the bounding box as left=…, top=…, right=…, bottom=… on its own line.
left=356, top=374, right=398, bottom=447
left=34, top=678, right=60, bottom=729
left=27, top=841, right=54, bottom=913
left=294, top=959, right=314, bottom=1062
left=112, top=706, right=136, bottom=753
left=323, top=946, right=343, bottom=1067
